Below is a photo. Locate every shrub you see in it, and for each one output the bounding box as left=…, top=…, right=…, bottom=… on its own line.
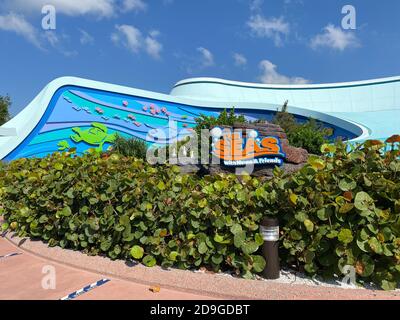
left=1, top=137, right=400, bottom=289
left=288, top=119, right=334, bottom=155
left=150, top=136, right=192, bottom=164
left=273, top=101, right=333, bottom=154
left=194, top=108, right=247, bottom=134
left=0, top=150, right=266, bottom=278
left=110, top=135, right=148, bottom=159
left=264, top=138, right=400, bottom=290
left=272, top=100, right=298, bottom=134
left=0, top=95, right=11, bottom=126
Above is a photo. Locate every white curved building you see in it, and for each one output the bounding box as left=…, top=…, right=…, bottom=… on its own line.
left=0, top=76, right=398, bottom=161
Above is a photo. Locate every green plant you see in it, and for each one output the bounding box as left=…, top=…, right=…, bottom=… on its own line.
left=263, top=137, right=400, bottom=290
left=2, top=137, right=400, bottom=289
left=195, top=108, right=246, bottom=134
left=273, top=101, right=333, bottom=154
left=194, top=108, right=247, bottom=161
left=0, top=150, right=266, bottom=278
left=288, top=119, right=333, bottom=155
left=272, top=100, right=298, bottom=134
left=0, top=95, right=11, bottom=126
left=110, top=134, right=148, bottom=159
left=150, top=136, right=192, bottom=164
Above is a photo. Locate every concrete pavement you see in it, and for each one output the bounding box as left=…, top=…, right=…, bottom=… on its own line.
left=1, top=232, right=400, bottom=300
left=0, top=237, right=216, bottom=300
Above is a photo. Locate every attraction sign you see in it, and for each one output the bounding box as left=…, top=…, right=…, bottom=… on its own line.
left=211, top=127, right=286, bottom=167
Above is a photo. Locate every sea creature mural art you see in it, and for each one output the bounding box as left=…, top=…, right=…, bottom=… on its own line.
left=70, top=123, right=117, bottom=152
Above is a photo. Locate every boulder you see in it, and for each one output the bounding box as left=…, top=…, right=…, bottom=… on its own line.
left=281, top=143, right=309, bottom=165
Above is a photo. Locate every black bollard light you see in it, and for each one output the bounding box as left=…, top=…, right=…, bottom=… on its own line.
left=260, top=216, right=280, bottom=279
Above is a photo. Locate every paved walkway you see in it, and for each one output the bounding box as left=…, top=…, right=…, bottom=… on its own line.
left=1, top=233, right=400, bottom=300
left=0, top=237, right=215, bottom=300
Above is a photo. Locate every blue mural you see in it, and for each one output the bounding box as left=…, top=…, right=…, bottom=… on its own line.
left=1, top=82, right=358, bottom=161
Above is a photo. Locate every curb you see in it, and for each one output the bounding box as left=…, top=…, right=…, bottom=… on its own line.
left=3, top=231, right=400, bottom=300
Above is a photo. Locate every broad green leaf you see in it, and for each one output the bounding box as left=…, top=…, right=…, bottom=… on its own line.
left=304, top=219, right=314, bottom=232
left=338, top=229, right=353, bottom=244
left=198, top=242, right=208, bottom=254
left=241, top=241, right=259, bottom=255
left=142, top=255, right=157, bottom=267
left=354, top=192, right=374, bottom=211
left=251, top=255, right=266, bottom=273
left=234, top=231, right=246, bottom=248
left=130, top=245, right=144, bottom=259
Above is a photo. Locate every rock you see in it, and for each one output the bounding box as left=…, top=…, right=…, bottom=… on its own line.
left=178, top=164, right=201, bottom=174
left=281, top=144, right=308, bottom=164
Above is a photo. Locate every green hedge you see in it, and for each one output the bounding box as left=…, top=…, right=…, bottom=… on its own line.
left=1, top=138, right=400, bottom=289
left=0, top=151, right=267, bottom=278
left=266, top=139, right=400, bottom=290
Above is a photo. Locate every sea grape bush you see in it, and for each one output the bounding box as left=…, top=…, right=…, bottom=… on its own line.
left=266, top=137, right=400, bottom=290
left=1, top=136, right=400, bottom=289
left=0, top=150, right=266, bottom=278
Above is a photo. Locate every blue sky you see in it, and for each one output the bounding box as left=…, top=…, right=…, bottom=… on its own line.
left=1, top=0, right=400, bottom=115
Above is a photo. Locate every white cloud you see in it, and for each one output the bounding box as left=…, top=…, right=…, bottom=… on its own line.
left=197, top=47, right=214, bottom=67
left=233, top=53, right=247, bottom=67
left=247, top=14, right=290, bottom=46
left=145, top=38, right=162, bottom=59
left=0, top=12, right=79, bottom=56
left=149, top=30, right=160, bottom=38
left=111, top=24, right=162, bottom=59
left=43, top=31, right=78, bottom=57
left=249, top=0, right=263, bottom=11
left=112, top=24, right=142, bottom=52
left=0, top=13, right=41, bottom=48
left=121, top=0, right=147, bottom=12
left=43, top=31, right=59, bottom=47
left=258, top=60, right=310, bottom=84
left=310, top=24, right=360, bottom=51
left=79, top=29, right=94, bottom=45
left=283, top=0, right=304, bottom=5
left=2, top=0, right=116, bottom=18
left=179, top=47, right=215, bottom=74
